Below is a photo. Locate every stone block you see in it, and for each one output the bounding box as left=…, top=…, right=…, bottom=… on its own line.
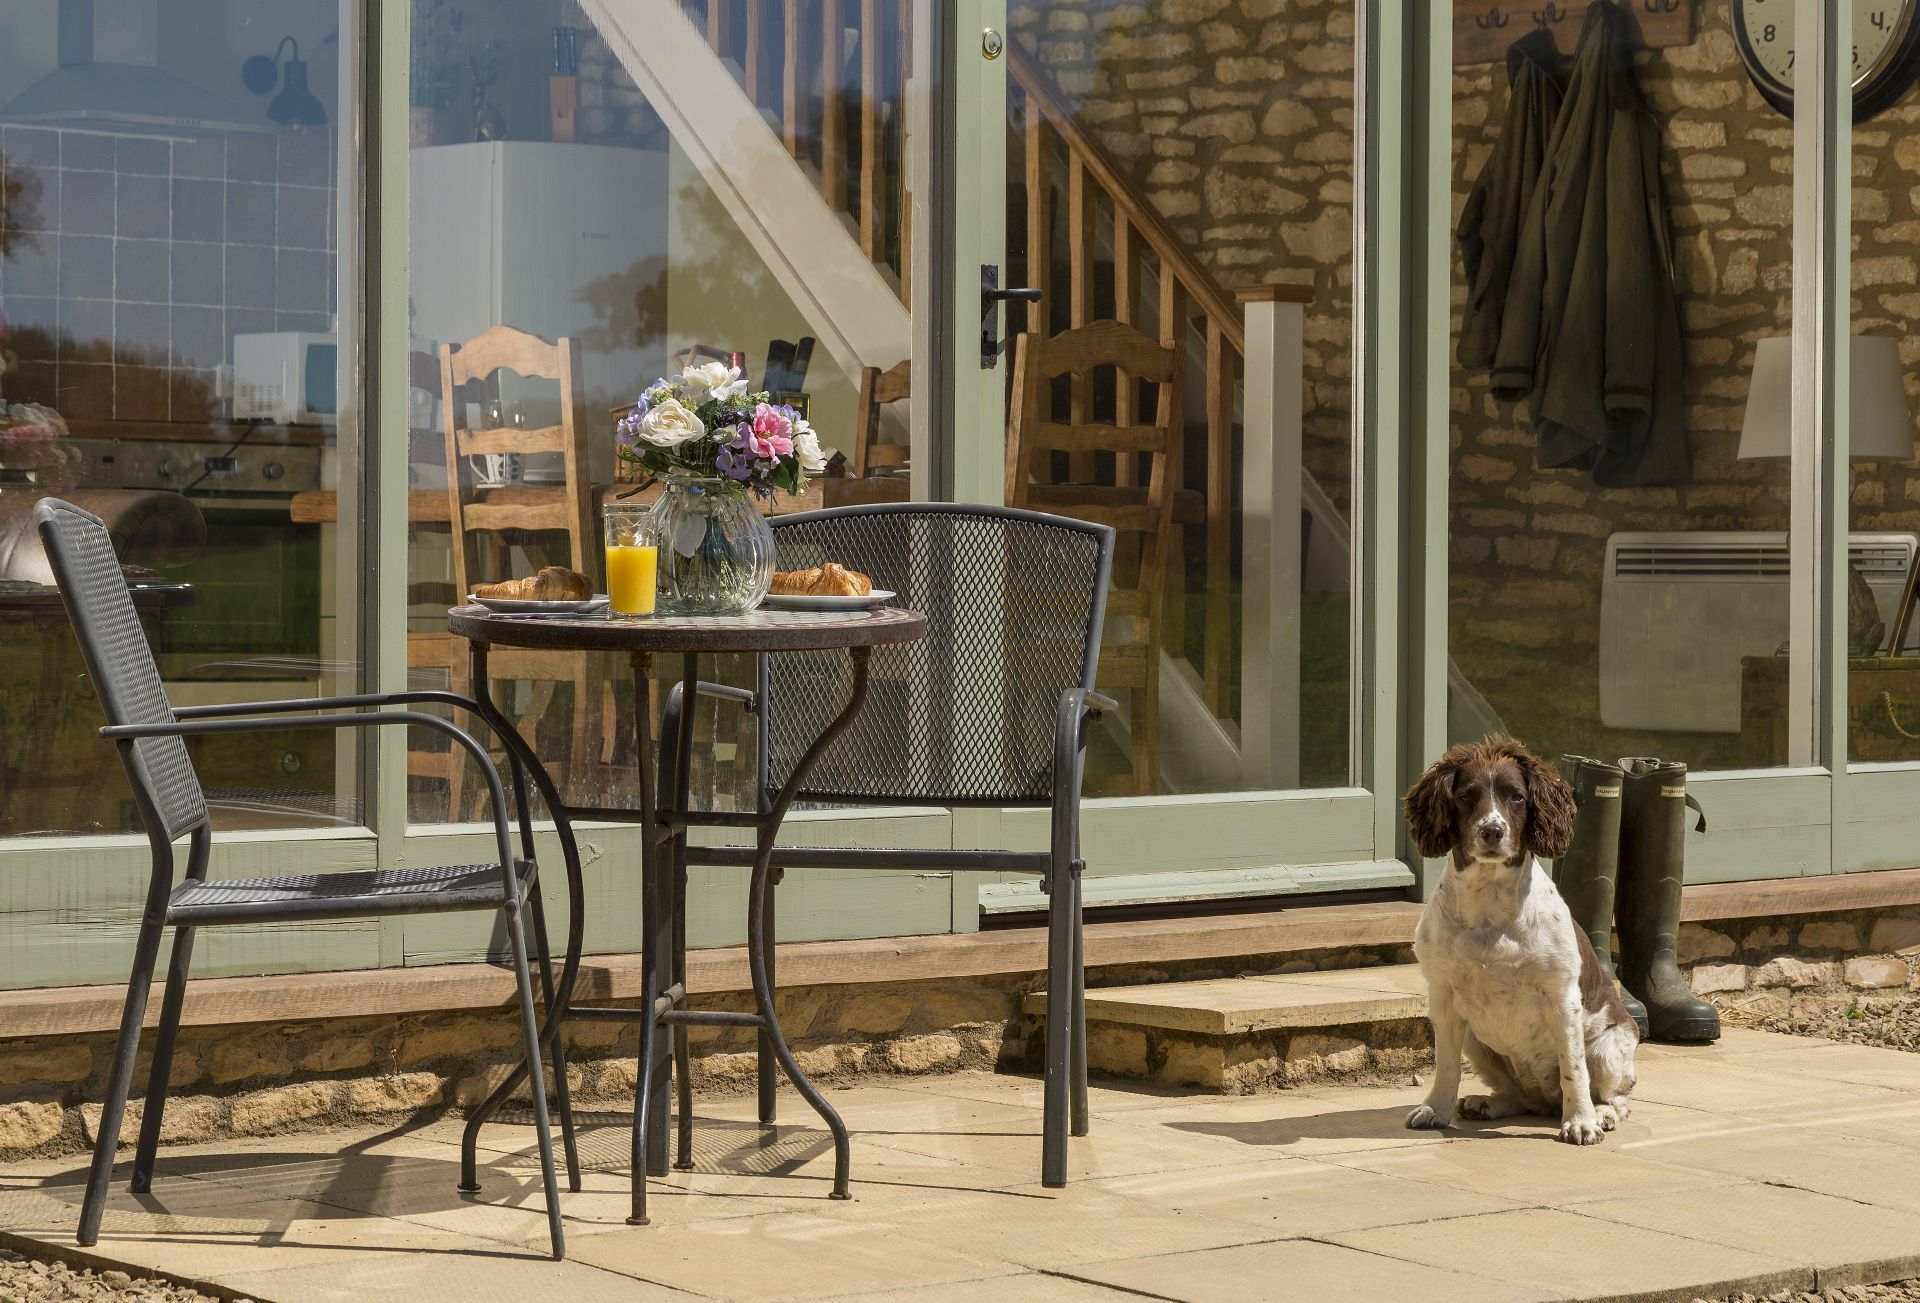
left=298, top=1036, right=378, bottom=1074
left=0, top=1100, right=64, bottom=1151
left=921, top=989, right=1011, bottom=1030
left=1676, top=926, right=1736, bottom=965
left=840, top=994, right=914, bottom=1036
left=886, top=1034, right=963, bottom=1073
left=1869, top=915, right=1920, bottom=956
left=399, top=1018, right=516, bottom=1065
left=1085, top=1025, right=1149, bottom=1077
left=1283, top=1032, right=1367, bottom=1085
left=1797, top=921, right=1860, bottom=952
left=210, top=1037, right=292, bottom=1086
left=1158, top=1039, right=1224, bottom=1089
left=346, top=1073, right=444, bottom=1114
left=0, top=1040, right=91, bottom=1087
left=1845, top=957, right=1908, bottom=990
left=81, top=1096, right=220, bottom=1147
left=1751, top=957, right=1833, bottom=990
left=1690, top=964, right=1748, bottom=995
left=230, top=1082, right=335, bottom=1135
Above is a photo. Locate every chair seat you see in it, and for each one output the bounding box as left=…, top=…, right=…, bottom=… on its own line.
left=166, top=860, right=532, bottom=925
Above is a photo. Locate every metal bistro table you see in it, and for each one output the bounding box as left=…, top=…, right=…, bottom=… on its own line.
left=446, top=602, right=928, bottom=1224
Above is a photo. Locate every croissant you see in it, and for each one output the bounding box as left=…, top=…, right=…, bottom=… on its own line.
left=770, top=563, right=873, bottom=597
left=474, top=566, right=591, bottom=601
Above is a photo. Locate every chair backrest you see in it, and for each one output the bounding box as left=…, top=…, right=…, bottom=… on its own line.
left=439, top=324, right=595, bottom=600
left=851, top=359, right=910, bottom=479
left=32, top=498, right=207, bottom=839
left=765, top=504, right=1113, bottom=805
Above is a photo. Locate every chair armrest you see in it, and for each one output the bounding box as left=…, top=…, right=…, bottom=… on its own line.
left=1080, top=689, right=1119, bottom=716
left=664, top=681, right=757, bottom=712
left=102, top=710, right=518, bottom=875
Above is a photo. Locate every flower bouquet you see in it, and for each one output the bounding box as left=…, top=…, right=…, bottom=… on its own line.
left=0, top=402, right=80, bottom=491
left=614, top=362, right=829, bottom=614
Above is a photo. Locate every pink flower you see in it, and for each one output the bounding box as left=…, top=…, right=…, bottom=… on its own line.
left=749, top=403, right=795, bottom=457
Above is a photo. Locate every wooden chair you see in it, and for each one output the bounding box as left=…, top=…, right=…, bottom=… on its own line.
left=1006, top=321, right=1181, bottom=794
left=419, top=325, right=606, bottom=816
left=852, top=359, right=910, bottom=479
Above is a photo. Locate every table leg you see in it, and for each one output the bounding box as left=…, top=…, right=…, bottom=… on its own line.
left=744, top=646, right=875, bottom=1200
left=671, top=654, right=698, bottom=1171
left=632, top=651, right=672, bottom=1189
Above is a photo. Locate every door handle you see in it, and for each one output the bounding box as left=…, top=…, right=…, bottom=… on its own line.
left=981, top=264, right=1043, bottom=368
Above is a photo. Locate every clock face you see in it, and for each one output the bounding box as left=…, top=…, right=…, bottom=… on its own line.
left=1734, top=0, right=1920, bottom=120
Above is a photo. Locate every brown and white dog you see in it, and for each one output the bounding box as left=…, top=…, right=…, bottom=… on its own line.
left=1402, top=738, right=1638, bottom=1145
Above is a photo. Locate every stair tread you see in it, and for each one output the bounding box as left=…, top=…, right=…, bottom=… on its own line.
left=1025, top=964, right=1429, bottom=1035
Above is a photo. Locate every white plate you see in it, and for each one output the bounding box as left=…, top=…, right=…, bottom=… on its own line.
left=469, top=593, right=610, bottom=614
left=762, top=589, right=896, bottom=612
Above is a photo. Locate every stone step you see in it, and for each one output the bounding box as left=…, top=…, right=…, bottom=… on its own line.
left=1024, top=964, right=1433, bottom=1093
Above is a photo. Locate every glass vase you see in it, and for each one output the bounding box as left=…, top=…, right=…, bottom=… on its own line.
left=649, top=475, right=775, bottom=615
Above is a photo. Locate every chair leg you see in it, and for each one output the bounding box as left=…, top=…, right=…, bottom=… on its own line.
left=504, top=907, right=564, bottom=1261
left=629, top=972, right=658, bottom=1226
left=526, top=885, right=581, bottom=1192
left=79, top=915, right=166, bottom=1246
left=756, top=875, right=778, bottom=1125
left=1069, top=869, right=1089, bottom=1138
left=1040, top=868, right=1074, bottom=1189
left=130, top=926, right=196, bottom=1194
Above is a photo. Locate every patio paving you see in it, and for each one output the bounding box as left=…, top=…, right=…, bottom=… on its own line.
left=4, top=1028, right=1920, bottom=1302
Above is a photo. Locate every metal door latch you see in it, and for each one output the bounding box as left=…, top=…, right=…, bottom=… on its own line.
left=980, top=264, right=1042, bottom=369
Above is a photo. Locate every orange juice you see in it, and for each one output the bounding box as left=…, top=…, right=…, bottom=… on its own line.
left=606, top=544, right=658, bottom=618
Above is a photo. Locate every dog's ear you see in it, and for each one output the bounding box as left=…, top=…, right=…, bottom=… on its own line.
left=1403, top=752, right=1462, bottom=859
left=1519, top=750, right=1577, bottom=861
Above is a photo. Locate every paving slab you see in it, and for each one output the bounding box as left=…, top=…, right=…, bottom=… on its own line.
left=7, top=1028, right=1920, bottom=1302
left=1330, top=1206, right=1810, bottom=1302
left=1032, top=973, right=1425, bottom=1035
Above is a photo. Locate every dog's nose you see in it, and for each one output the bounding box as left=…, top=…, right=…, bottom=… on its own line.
left=1475, top=817, right=1506, bottom=841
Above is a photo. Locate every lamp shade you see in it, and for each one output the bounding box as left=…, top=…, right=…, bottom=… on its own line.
left=1738, top=335, right=1915, bottom=461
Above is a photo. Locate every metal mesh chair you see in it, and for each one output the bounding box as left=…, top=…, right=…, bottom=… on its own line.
left=32, top=498, right=572, bottom=1260
left=661, top=503, right=1115, bottom=1187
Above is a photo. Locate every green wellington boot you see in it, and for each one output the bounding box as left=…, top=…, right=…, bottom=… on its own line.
left=1553, top=755, right=1648, bottom=1039
left=1617, top=757, right=1719, bottom=1043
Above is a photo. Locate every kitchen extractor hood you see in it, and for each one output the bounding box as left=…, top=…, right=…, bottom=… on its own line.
left=2, top=0, right=267, bottom=134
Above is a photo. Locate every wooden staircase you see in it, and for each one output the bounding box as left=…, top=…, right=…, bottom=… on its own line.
left=656, top=1, right=1320, bottom=783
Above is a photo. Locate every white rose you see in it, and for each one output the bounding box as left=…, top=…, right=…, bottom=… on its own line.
left=680, top=361, right=746, bottom=402
left=792, top=426, right=828, bottom=474
left=638, top=397, right=706, bottom=448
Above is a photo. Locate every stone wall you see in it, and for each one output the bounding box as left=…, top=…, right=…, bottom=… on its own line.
left=0, top=939, right=1411, bottom=1162
left=1681, top=909, right=1920, bottom=1026
left=1008, top=0, right=1357, bottom=519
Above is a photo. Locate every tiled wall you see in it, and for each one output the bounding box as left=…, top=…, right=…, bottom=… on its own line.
left=0, top=124, right=338, bottom=424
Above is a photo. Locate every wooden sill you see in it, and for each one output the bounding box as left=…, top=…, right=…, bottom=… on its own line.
left=3, top=868, right=1915, bottom=1041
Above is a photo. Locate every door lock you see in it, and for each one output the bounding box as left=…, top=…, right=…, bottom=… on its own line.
left=981, top=264, right=1043, bottom=369
left=981, top=27, right=1003, bottom=59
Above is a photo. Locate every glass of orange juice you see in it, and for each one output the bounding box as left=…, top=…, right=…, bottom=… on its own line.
left=604, top=504, right=660, bottom=620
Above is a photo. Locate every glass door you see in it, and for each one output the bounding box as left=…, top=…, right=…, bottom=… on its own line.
left=947, top=0, right=1384, bottom=918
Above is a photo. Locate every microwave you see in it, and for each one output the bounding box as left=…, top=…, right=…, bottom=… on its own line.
left=233, top=332, right=339, bottom=425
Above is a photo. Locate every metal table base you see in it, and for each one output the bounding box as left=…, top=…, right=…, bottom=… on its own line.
left=457, top=642, right=876, bottom=1224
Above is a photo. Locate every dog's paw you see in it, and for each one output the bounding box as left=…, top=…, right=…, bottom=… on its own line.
left=1406, top=1103, right=1452, bottom=1131
left=1457, top=1094, right=1522, bottom=1121
left=1559, top=1114, right=1606, bottom=1146
left=1594, top=1103, right=1619, bottom=1132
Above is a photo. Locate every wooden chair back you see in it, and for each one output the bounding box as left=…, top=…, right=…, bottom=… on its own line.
left=852, top=359, right=911, bottom=479
left=439, top=325, right=595, bottom=601
left=1005, top=320, right=1182, bottom=793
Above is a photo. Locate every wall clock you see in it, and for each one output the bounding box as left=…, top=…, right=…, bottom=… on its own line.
left=1734, top=0, right=1920, bottom=121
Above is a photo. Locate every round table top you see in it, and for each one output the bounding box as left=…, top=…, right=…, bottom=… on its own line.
left=448, top=603, right=927, bottom=653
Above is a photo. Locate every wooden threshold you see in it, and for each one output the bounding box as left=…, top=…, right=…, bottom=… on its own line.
left=4, top=868, right=1916, bottom=1041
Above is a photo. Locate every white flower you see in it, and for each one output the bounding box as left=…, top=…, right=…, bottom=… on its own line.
left=792, top=425, right=828, bottom=474
left=680, top=361, right=747, bottom=403
left=637, top=397, right=706, bottom=448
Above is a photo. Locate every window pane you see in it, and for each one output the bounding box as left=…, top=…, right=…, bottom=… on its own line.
left=1002, top=1, right=1357, bottom=796
left=1848, top=92, right=1920, bottom=763
left=1448, top=2, right=1792, bottom=771
left=406, top=1, right=918, bottom=823
left=0, top=2, right=361, bottom=835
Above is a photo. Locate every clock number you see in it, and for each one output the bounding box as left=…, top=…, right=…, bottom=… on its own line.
left=1872, top=10, right=1891, bottom=31
left=1763, top=23, right=1776, bottom=41
left=1787, top=48, right=1795, bottom=68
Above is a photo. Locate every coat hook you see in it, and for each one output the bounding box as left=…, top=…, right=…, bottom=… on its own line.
left=1478, top=7, right=1509, bottom=28
left=1534, top=1, right=1566, bottom=23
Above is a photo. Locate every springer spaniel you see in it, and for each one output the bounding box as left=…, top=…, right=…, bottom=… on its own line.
left=1402, top=739, right=1638, bottom=1145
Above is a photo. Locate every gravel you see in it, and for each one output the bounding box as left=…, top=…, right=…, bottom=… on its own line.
left=1701, top=1285, right=1920, bottom=1303
left=1753, top=988, right=1920, bottom=1054
left=0, top=1249, right=239, bottom=1303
